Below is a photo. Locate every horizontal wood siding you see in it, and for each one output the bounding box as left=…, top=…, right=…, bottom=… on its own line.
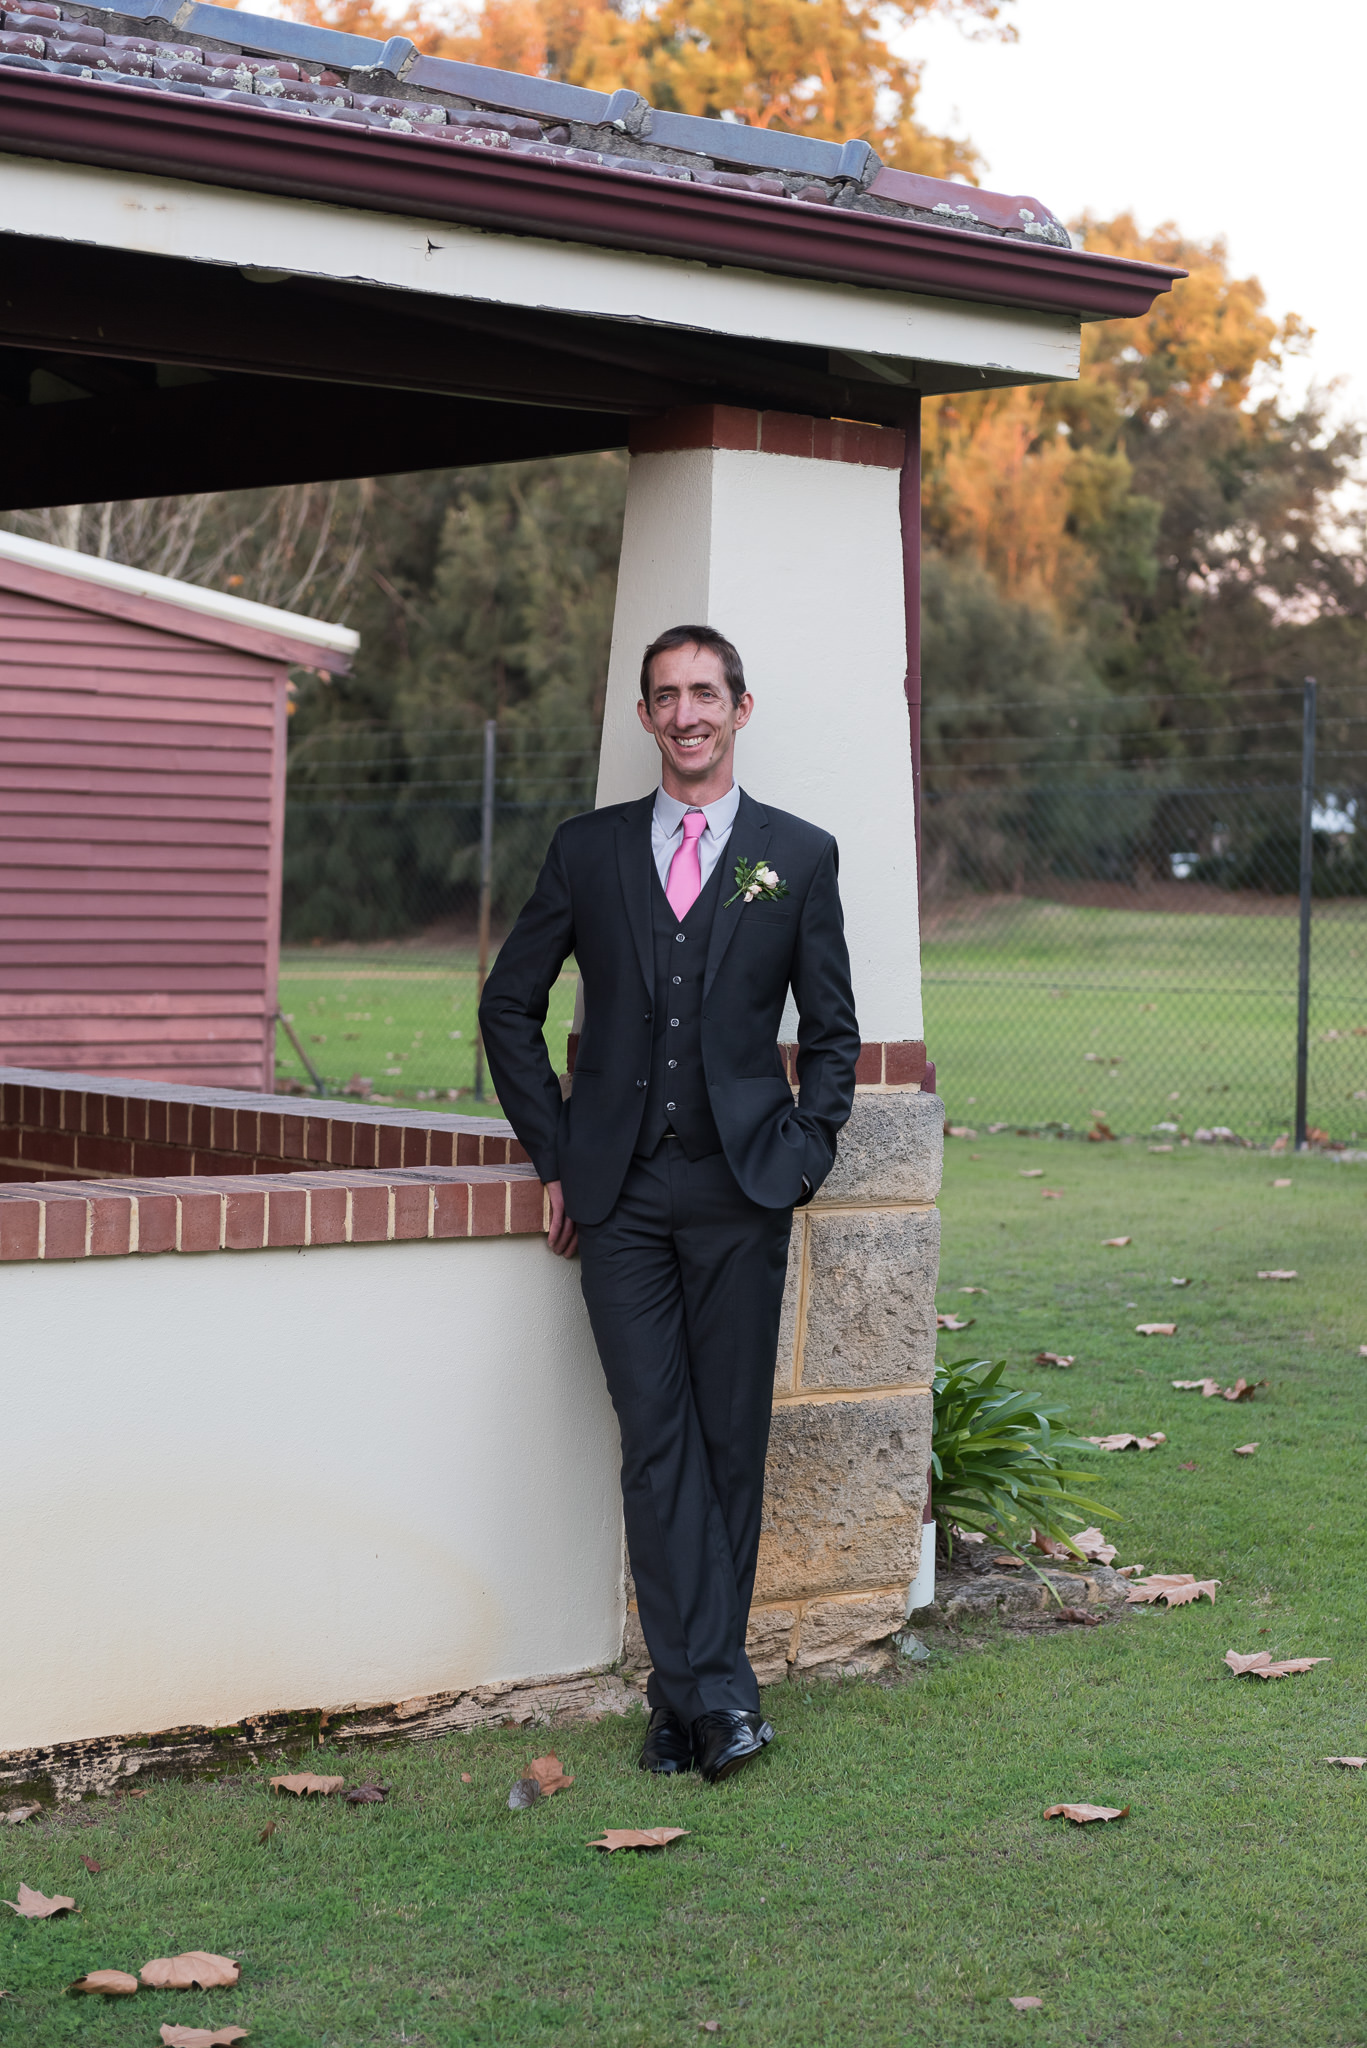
left=0, top=585, right=287, bottom=1089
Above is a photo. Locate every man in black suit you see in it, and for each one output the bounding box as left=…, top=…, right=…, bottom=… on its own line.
left=479, top=624, right=860, bottom=1782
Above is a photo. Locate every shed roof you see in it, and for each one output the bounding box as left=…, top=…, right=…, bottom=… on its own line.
left=0, top=528, right=357, bottom=670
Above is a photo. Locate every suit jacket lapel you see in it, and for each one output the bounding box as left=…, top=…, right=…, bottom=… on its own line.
left=704, top=790, right=771, bottom=999
left=614, top=794, right=656, bottom=999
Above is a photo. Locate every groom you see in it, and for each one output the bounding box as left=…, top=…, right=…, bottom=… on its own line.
left=479, top=625, right=860, bottom=1782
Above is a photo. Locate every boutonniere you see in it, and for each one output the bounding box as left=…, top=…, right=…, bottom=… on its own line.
left=725, top=856, right=789, bottom=908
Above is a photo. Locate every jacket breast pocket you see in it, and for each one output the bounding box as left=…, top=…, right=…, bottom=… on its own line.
left=744, top=909, right=792, bottom=931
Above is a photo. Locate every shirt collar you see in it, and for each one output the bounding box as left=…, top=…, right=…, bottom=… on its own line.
left=653, top=781, right=741, bottom=839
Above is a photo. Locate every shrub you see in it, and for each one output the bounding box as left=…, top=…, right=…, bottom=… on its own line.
left=931, top=1356, right=1115, bottom=1563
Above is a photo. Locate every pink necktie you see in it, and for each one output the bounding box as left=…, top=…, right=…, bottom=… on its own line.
left=665, top=809, right=707, bottom=921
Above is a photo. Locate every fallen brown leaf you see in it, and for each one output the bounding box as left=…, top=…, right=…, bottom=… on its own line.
left=159, top=2029, right=249, bottom=2047
left=5, top=1885, right=75, bottom=1919
left=1126, top=1575, right=1219, bottom=1607
left=1273, top=1177, right=1292, bottom=1187
left=1135, top=1323, right=1177, bottom=1337
left=699, top=2025, right=721, bottom=2036
left=80, top=1856, right=101, bottom=1876
left=1056, top=1607, right=1101, bottom=1626
left=1257, top=1270, right=1297, bottom=1281
left=1043, top=1803, right=1128, bottom=1825
left=1087, top=1121, right=1117, bottom=1142
left=589, top=1828, right=689, bottom=1852
left=992, top=1554, right=1024, bottom=1569
left=1325, top=1756, right=1366, bottom=1768
left=1178, top=1461, right=1198, bottom=1470
left=1019, top=1168, right=1045, bottom=1178
left=1225, top=1650, right=1329, bottom=1680
left=1070, top=1526, right=1118, bottom=1564
left=140, top=1954, right=241, bottom=1991
left=1233, top=1442, right=1259, bottom=1456
left=460, top=1774, right=472, bottom=1784
left=1170, top=1276, right=1190, bottom=1286
left=936, top=1313, right=974, bottom=1331
left=256, top=1824, right=276, bottom=1846
left=1222, top=1378, right=1264, bottom=1402
left=959, top=1286, right=987, bottom=1295
left=3, top=1806, right=39, bottom=1827
left=1102, top=1236, right=1132, bottom=1247
left=1087, top=1432, right=1166, bottom=1452
left=345, top=1781, right=389, bottom=1805
left=270, top=1774, right=343, bottom=1799
left=1034, top=1351, right=1074, bottom=1369
left=527, top=1755, right=573, bottom=1797
left=1029, top=1532, right=1076, bottom=1559
left=67, top=1971, right=138, bottom=1997
left=1173, top=1378, right=1222, bottom=1397
left=1009, top=1996, right=1044, bottom=2010
left=1041, top=1189, right=1063, bottom=1199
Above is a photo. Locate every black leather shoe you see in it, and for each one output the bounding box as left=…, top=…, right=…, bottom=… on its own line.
left=639, top=1706, right=694, bottom=1774
left=691, top=1709, right=774, bottom=1785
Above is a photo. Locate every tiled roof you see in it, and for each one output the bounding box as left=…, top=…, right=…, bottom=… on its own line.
left=0, top=0, right=1073, bottom=247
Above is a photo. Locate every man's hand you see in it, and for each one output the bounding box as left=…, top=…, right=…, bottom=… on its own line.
left=545, top=1180, right=578, bottom=1259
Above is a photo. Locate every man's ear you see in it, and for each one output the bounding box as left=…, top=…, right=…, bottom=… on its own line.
left=636, top=695, right=656, bottom=732
left=732, top=692, right=755, bottom=732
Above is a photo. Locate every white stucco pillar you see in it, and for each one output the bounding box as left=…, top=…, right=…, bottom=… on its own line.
left=596, top=405, right=922, bottom=1052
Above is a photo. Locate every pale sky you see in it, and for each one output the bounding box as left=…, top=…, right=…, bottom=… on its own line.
left=904, top=0, right=1366, bottom=427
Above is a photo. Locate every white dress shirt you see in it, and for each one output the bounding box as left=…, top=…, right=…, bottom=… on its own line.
left=651, top=782, right=741, bottom=893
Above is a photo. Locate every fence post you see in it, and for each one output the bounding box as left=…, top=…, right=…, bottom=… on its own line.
left=472, top=717, right=497, bottom=1104
left=1294, top=677, right=1316, bottom=1150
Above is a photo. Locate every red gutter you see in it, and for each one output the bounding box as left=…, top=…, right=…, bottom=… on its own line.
left=0, top=73, right=1183, bottom=321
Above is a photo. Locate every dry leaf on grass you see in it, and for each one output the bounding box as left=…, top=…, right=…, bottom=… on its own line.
left=1257, top=1270, right=1297, bottom=1281
left=1126, top=1575, right=1219, bottom=1607
left=1173, top=1378, right=1222, bottom=1397
left=589, top=1828, right=689, bottom=1852
left=140, top=1954, right=241, bottom=1991
left=461, top=1774, right=472, bottom=1784
left=1233, top=1442, right=1260, bottom=1456
left=1170, top=1276, right=1190, bottom=1286
left=1009, top=1996, right=1044, bottom=2010
left=1102, top=1236, right=1132, bottom=1247
left=1222, top=1378, right=1265, bottom=1402
left=256, top=1824, right=276, bottom=1846
left=80, top=1856, right=101, bottom=1876
left=992, top=1554, right=1024, bottom=1569
left=936, top=1313, right=974, bottom=1331
left=1041, top=1189, right=1063, bottom=1199
left=159, top=2029, right=249, bottom=2047
left=1044, top=1803, right=1128, bottom=1825
left=1020, top=1168, right=1045, bottom=1178
left=3, top=1806, right=39, bottom=1827
left=959, top=1286, right=987, bottom=1295
left=1273, top=1177, right=1293, bottom=1187
left=68, top=1971, right=138, bottom=1997
left=1088, top=1432, right=1166, bottom=1452
left=1325, top=1757, right=1366, bottom=1769
left=1034, top=1351, right=1074, bottom=1369
left=1225, top=1650, right=1329, bottom=1680
left=528, top=1755, right=573, bottom=1796
left=270, top=1774, right=343, bottom=1799
left=5, top=1885, right=75, bottom=1919
left=1135, top=1323, right=1177, bottom=1337
left=345, top=1781, right=389, bottom=1805
left=699, top=2023, right=721, bottom=2035
left=1056, top=1607, right=1102, bottom=1627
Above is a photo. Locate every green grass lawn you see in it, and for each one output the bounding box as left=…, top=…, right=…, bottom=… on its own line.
left=4, top=1141, right=1364, bottom=2046
left=275, top=946, right=578, bottom=1114
left=923, top=896, right=1367, bottom=1140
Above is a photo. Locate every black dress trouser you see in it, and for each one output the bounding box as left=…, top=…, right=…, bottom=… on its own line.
left=576, top=1136, right=794, bottom=1727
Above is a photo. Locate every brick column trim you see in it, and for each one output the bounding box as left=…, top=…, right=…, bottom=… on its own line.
left=629, top=404, right=904, bottom=469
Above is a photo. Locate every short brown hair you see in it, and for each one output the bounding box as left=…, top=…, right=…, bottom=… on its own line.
left=640, top=624, right=746, bottom=709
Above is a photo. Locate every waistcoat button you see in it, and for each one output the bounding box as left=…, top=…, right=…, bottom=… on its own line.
left=668, top=1059, right=677, bottom=1070
left=665, top=1101, right=676, bottom=1111
left=675, top=933, right=686, bottom=943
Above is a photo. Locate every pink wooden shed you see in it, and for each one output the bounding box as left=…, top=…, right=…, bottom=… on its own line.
left=0, top=532, right=356, bottom=1092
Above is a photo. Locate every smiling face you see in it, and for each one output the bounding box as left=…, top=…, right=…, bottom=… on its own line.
left=636, top=641, right=753, bottom=804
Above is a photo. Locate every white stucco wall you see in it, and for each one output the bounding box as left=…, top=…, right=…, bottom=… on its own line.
left=0, top=1235, right=622, bottom=1752
left=596, top=445, right=921, bottom=1043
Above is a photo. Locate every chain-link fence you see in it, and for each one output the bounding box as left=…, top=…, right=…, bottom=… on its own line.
left=274, top=724, right=600, bottom=1109
left=921, top=705, right=1367, bottom=1143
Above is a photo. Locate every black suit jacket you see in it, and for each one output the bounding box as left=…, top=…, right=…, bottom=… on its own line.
left=479, top=789, right=860, bottom=1226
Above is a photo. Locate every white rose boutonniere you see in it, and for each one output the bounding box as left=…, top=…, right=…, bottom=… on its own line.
left=725, top=856, right=789, bottom=908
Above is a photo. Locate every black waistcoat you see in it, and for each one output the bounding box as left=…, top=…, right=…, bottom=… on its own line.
left=636, top=857, right=725, bottom=1159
